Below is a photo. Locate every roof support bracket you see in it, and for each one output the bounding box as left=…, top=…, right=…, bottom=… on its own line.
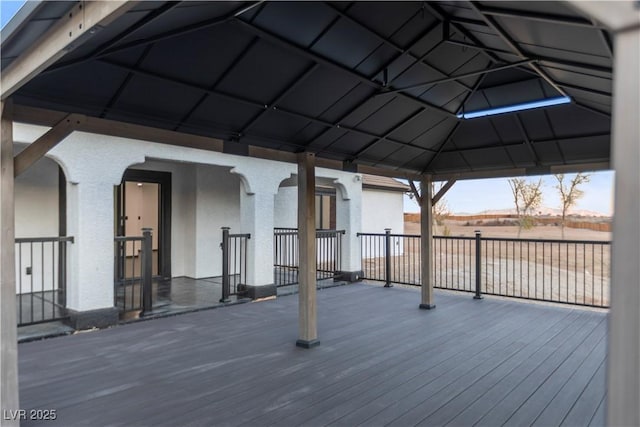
left=432, top=179, right=457, bottom=205
left=14, top=113, right=85, bottom=177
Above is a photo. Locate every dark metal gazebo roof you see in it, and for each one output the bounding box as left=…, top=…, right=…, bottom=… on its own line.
left=1, top=1, right=613, bottom=177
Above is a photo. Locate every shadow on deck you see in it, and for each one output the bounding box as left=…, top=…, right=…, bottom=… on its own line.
left=18, top=283, right=607, bottom=426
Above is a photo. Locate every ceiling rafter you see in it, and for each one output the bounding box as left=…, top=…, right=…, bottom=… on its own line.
left=467, top=1, right=569, bottom=98
left=44, top=1, right=182, bottom=76
left=240, top=64, right=319, bottom=137
left=514, top=113, right=542, bottom=166
left=352, top=108, right=427, bottom=158
left=309, top=23, right=483, bottom=162
left=96, top=59, right=442, bottom=159
left=367, top=50, right=489, bottom=168
left=231, top=17, right=457, bottom=119
left=440, top=131, right=610, bottom=154
left=324, top=2, right=473, bottom=93
left=556, top=82, right=611, bottom=98
left=100, top=44, right=154, bottom=119
left=297, top=3, right=427, bottom=145
left=476, top=5, right=604, bottom=29
left=241, top=6, right=351, bottom=140
left=444, top=38, right=613, bottom=76
left=48, top=1, right=265, bottom=76
left=418, top=71, right=489, bottom=173
left=573, top=102, right=610, bottom=118
left=336, top=47, right=485, bottom=163
left=368, top=20, right=443, bottom=82
left=480, top=91, right=518, bottom=169
left=173, top=37, right=261, bottom=132
left=423, top=2, right=501, bottom=64
left=381, top=59, right=534, bottom=95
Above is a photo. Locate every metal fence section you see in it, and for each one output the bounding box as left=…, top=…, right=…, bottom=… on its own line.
left=220, top=227, right=250, bottom=301
left=15, top=236, right=74, bottom=326
left=273, top=228, right=344, bottom=286
left=358, top=231, right=611, bottom=308
left=114, top=229, right=153, bottom=314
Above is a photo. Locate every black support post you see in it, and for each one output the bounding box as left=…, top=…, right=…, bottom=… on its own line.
left=141, top=228, right=153, bottom=314
left=384, top=228, right=393, bottom=288
left=220, top=227, right=230, bottom=303
left=474, top=230, right=483, bottom=300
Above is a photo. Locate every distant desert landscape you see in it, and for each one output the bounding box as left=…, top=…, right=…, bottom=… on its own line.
left=404, top=213, right=611, bottom=242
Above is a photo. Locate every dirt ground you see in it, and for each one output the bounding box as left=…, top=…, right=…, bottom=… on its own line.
left=405, top=219, right=611, bottom=242
left=361, top=220, right=611, bottom=307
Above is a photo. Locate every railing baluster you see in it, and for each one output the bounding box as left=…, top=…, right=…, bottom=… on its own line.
left=474, top=231, right=482, bottom=300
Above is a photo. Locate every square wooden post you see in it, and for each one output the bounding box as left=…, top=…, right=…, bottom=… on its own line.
left=1, top=99, right=20, bottom=425
left=420, top=175, right=435, bottom=309
left=607, top=26, right=640, bottom=427
left=297, top=152, right=319, bottom=348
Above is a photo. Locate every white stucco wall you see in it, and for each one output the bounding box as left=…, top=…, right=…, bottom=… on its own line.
left=361, top=189, right=405, bottom=234
left=274, top=186, right=298, bottom=228
left=14, top=144, right=59, bottom=238
left=13, top=122, right=364, bottom=312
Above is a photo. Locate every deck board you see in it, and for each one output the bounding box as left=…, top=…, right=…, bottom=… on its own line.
left=18, top=283, right=607, bottom=427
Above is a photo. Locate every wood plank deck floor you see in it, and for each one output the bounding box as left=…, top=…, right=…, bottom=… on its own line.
left=18, top=283, right=607, bottom=427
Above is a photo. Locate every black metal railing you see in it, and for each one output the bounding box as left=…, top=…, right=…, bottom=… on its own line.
left=114, top=228, right=153, bottom=314
left=15, top=236, right=74, bottom=326
left=358, top=231, right=611, bottom=308
left=220, top=227, right=250, bottom=302
left=273, top=228, right=344, bottom=286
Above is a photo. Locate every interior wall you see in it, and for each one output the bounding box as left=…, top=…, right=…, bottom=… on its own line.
left=123, top=182, right=159, bottom=250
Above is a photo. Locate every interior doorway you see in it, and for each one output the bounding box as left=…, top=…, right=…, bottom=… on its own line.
left=115, top=169, right=171, bottom=279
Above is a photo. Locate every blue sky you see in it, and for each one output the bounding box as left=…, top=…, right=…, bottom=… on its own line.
left=1, top=1, right=614, bottom=215
left=1, top=1, right=25, bottom=28
left=404, top=171, right=615, bottom=215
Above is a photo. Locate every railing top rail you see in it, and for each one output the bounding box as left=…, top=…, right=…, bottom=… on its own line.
left=316, top=229, right=346, bottom=235
left=479, top=236, right=611, bottom=245
left=114, top=236, right=144, bottom=242
left=356, top=232, right=610, bottom=245
left=274, top=229, right=346, bottom=235
left=357, top=232, right=422, bottom=238
left=229, top=233, right=251, bottom=238
left=15, top=236, right=75, bottom=243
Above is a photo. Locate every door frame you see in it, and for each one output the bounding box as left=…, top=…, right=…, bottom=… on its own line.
left=117, top=169, right=172, bottom=279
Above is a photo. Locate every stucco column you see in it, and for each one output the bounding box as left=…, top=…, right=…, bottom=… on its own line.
left=420, top=175, right=435, bottom=309
left=65, top=179, right=120, bottom=327
left=1, top=100, right=20, bottom=426
left=235, top=164, right=290, bottom=298
left=49, top=132, right=145, bottom=328
left=335, top=176, right=363, bottom=280
left=607, top=26, right=640, bottom=427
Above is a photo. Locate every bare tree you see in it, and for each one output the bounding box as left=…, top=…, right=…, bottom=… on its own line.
left=508, top=178, right=544, bottom=237
left=554, top=173, right=591, bottom=238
